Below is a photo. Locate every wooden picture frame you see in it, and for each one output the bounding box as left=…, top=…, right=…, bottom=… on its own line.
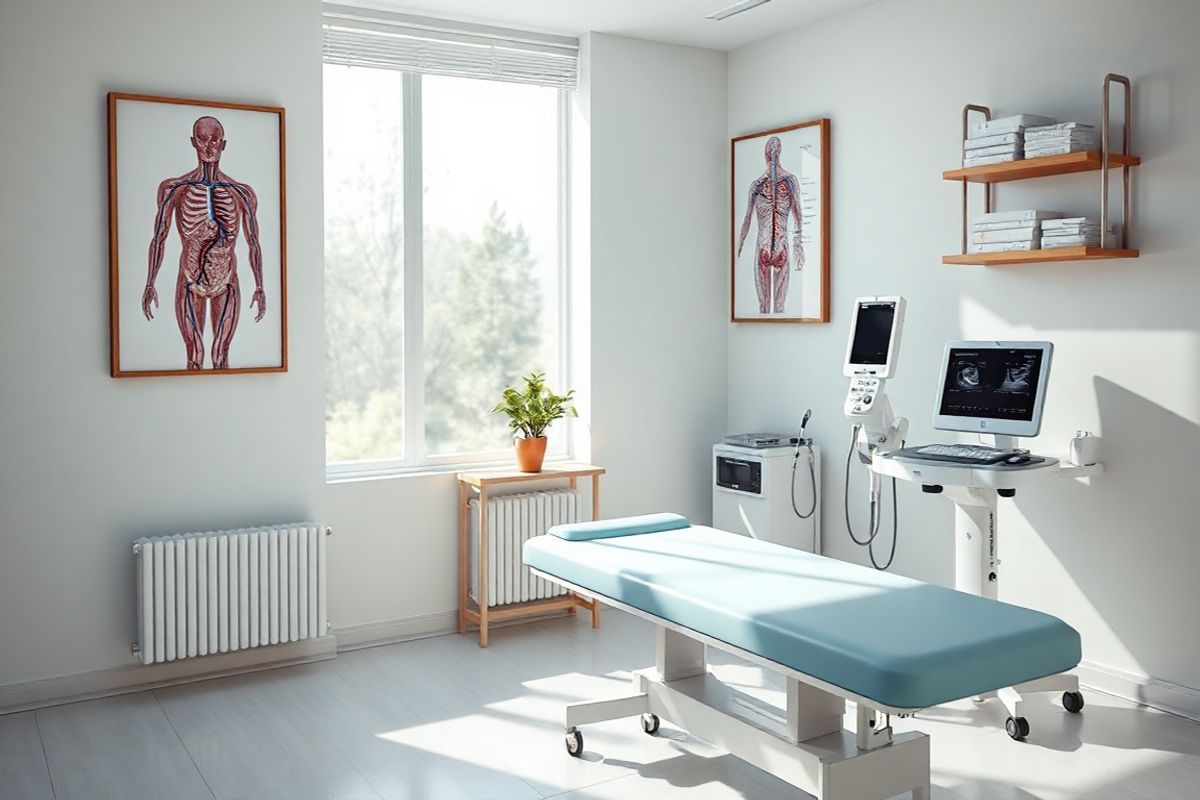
left=108, top=92, right=288, bottom=377
left=730, top=118, right=830, bottom=323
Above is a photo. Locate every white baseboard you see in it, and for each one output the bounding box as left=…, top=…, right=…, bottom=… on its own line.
left=0, top=635, right=338, bottom=716
left=1077, top=660, right=1200, bottom=722
left=0, top=608, right=524, bottom=716
left=333, top=611, right=458, bottom=652
left=332, top=606, right=583, bottom=653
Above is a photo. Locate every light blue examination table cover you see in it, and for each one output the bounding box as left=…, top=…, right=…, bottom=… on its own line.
left=524, top=515, right=1081, bottom=710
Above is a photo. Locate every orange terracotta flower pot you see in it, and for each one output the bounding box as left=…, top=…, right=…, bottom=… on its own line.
left=515, top=436, right=548, bottom=473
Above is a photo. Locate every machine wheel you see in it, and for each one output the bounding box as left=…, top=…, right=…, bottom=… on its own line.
left=640, top=713, right=661, bottom=735
left=1062, top=691, right=1085, bottom=713
left=1005, top=716, right=1030, bottom=741
left=565, top=729, right=584, bottom=757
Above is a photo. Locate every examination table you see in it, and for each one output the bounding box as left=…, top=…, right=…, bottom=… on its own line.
left=524, top=513, right=1081, bottom=800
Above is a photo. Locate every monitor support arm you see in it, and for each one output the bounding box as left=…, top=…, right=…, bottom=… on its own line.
left=847, top=377, right=908, bottom=457
left=987, top=434, right=1020, bottom=452
left=858, top=391, right=908, bottom=454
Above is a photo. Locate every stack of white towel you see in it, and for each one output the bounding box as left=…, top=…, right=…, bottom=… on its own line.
left=1023, top=123, right=1098, bottom=158
left=969, top=210, right=1064, bottom=254
left=1040, top=217, right=1119, bottom=249
left=963, top=114, right=1056, bottom=167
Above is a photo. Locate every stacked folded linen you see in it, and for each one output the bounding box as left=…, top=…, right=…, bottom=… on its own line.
left=1024, top=123, right=1098, bottom=158
left=963, top=114, right=1057, bottom=167
left=1040, top=217, right=1119, bottom=249
left=969, top=209, right=1063, bottom=254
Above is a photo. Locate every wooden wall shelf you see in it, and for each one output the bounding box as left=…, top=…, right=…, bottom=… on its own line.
left=943, top=247, right=1139, bottom=266
left=948, top=75, right=1138, bottom=266
left=943, top=151, right=1141, bottom=184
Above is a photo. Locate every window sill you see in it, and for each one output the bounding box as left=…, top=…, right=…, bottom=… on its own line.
left=325, top=454, right=576, bottom=485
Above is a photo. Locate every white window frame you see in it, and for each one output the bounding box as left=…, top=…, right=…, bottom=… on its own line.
left=325, top=71, right=574, bottom=481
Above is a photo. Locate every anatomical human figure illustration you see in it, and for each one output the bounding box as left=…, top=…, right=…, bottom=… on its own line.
left=736, top=136, right=805, bottom=314
left=143, top=116, right=266, bottom=370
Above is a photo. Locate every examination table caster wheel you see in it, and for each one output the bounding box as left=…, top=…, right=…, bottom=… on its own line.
left=640, top=713, right=661, bottom=735
left=1005, top=716, right=1030, bottom=741
left=565, top=729, right=584, bottom=757
left=1062, top=691, right=1085, bottom=713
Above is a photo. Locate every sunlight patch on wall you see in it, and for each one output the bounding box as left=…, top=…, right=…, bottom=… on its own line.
left=1005, top=504, right=1145, bottom=675
left=957, top=295, right=1200, bottom=425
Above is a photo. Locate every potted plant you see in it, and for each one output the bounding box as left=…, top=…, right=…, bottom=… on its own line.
left=491, top=372, right=578, bottom=473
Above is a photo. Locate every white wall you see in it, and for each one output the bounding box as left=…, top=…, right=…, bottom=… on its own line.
left=726, top=0, right=1200, bottom=691
left=0, top=0, right=325, bottom=687
left=587, top=33, right=728, bottom=522
left=0, top=2, right=728, bottom=691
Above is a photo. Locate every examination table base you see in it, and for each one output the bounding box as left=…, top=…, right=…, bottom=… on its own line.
left=538, top=571, right=931, bottom=800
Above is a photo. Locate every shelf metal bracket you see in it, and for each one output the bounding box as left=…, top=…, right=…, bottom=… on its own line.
left=1101, top=74, right=1132, bottom=249
left=960, top=104, right=992, bottom=254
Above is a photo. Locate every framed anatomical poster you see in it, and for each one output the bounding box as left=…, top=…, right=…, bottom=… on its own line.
left=730, top=118, right=829, bottom=323
left=108, top=92, right=287, bottom=377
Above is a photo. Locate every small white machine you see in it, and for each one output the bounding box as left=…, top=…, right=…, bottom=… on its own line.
left=713, top=415, right=821, bottom=552
left=841, top=296, right=908, bottom=569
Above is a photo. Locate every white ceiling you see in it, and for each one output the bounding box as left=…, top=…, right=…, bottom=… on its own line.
left=357, top=0, right=879, bottom=51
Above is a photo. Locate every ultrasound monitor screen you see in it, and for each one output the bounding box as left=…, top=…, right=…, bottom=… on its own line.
left=938, top=347, right=1045, bottom=422
left=849, top=302, right=896, bottom=365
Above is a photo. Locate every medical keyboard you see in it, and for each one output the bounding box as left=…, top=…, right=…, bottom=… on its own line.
left=893, top=444, right=1035, bottom=466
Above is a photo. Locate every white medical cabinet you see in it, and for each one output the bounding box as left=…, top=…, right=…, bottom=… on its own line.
left=712, top=443, right=821, bottom=553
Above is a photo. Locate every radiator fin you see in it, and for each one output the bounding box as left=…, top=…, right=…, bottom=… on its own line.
left=134, top=523, right=326, bottom=665
left=468, top=490, right=578, bottom=607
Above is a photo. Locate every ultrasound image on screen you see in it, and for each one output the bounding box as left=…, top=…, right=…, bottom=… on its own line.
left=939, top=348, right=1044, bottom=422
left=999, top=364, right=1033, bottom=392
left=849, top=303, right=896, bottom=365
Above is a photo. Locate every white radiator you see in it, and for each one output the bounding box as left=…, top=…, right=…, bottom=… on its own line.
left=469, top=490, right=578, bottom=607
left=133, top=523, right=328, bottom=665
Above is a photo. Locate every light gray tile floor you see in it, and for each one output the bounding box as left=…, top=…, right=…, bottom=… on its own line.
left=5, top=611, right=1198, bottom=799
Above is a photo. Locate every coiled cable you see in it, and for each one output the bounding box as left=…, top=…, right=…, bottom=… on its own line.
left=843, top=425, right=900, bottom=570
left=790, top=443, right=817, bottom=519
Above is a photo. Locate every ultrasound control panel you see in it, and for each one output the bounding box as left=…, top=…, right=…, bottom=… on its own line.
left=844, top=376, right=882, bottom=416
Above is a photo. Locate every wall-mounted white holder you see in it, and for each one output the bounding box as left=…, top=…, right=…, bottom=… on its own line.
left=1059, top=462, right=1104, bottom=480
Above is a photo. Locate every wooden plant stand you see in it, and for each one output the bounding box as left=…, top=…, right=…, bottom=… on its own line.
left=457, top=463, right=605, bottom=647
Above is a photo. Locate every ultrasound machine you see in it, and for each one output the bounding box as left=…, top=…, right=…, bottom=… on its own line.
left=841, top=296, right=1103, bottom=738
left=892, top=340, right=1053, bottom=467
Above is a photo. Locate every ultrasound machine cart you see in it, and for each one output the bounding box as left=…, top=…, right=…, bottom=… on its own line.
left=870, top=340, right=1103, bottom=740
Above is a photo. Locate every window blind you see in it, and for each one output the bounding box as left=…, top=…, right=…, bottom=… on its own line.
left=322, top=4, right=579, bottom=90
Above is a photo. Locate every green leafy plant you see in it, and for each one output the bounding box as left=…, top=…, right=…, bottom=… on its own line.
left=491, top=372, right=578, bottom=440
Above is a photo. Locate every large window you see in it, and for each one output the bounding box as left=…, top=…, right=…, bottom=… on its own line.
left=324, top=63, right=571, bottom=475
